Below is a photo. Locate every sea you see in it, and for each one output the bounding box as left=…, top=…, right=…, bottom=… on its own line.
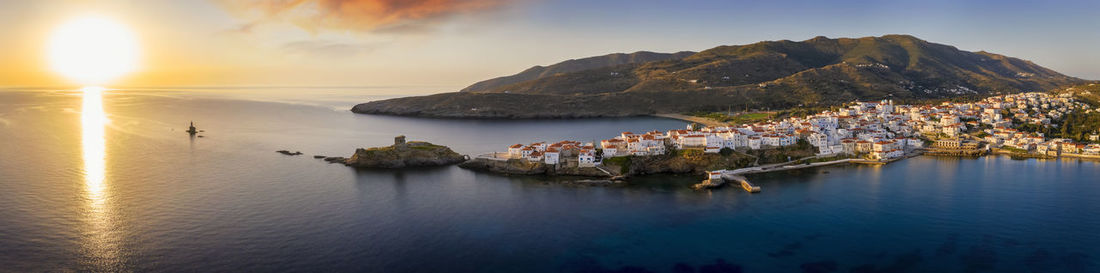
left=0, top=86, right=1097, bottom=272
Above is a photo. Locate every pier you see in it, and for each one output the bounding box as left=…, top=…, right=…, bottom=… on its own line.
left=693, top=170, right=760, bottom=193
left=725, top=173, right=761, bottom=193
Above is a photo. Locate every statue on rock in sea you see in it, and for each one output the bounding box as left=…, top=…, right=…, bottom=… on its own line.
left=187, top=121, right=198, bottom=135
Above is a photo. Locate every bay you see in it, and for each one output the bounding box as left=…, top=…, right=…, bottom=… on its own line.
left=0, top=87, right=1097, bottom=272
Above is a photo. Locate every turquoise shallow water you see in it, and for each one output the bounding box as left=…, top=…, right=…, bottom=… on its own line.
left=0, top=88, right=1097, bottom=272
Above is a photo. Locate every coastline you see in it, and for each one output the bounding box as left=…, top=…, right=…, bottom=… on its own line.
left=725, top=150, right=921, bottom=176
left=651, top=113, right=728, bottom=127
left=369, top=90, right=1099, bottom=190
left=725, top=158, right=855, bottom=175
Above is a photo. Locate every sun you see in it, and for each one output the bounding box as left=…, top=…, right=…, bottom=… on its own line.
left=48, top=15, right=139, bottom=85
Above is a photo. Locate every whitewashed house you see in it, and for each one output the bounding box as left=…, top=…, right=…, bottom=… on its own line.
left=808, top=132, right=828, bottom=147
left=603, top=146, right=619, bottom=158
left=578, top=149, right=596, bottom=167
left=508, top=144, right=524, bottom=158
left=763, top=134, right=781, bottom=147
left=544, top=148, right=560, bottom=164
left=704, top=145, right=721, bottom=153
left=526, top=151, right=543, bottom=162
left=681, top=134, right=706, bottom=148
left=780, top=134, right=798, bottom=146
left=708, top=171, right=723, bottom=180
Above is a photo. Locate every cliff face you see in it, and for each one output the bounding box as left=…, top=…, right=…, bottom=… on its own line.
left=460, top=150, right=757, bottom=178
left=458, top=158, right=613, bottom=177
left=345, top=141, right=467, bottom=168
left=458, top=158, right=548, bottom=175
left=603, top=151, right=756, bottom=176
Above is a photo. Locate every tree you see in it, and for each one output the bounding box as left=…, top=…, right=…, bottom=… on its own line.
left=1062, top=114, right=1072, bottom=137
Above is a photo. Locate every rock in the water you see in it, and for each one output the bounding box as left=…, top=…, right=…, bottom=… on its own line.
left=343, top=140, right=466, bottom=168
left=277, top=150, right=303, bottom=156
left=313, top=155, right=326, bottom=159
left=568, top=179, right=619, bottom=185
left=323, top=157, right=348, bottom=164
left=692, top=179, right=726, bottom=190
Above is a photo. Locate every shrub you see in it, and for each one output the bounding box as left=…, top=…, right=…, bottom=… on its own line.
left=603, top=156, right=633, bottom=174
left=680, top=149, right=704, bottom=159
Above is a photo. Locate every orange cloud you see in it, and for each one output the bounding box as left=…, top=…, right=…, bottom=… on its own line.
left=223, top=0, right=512, bottom=33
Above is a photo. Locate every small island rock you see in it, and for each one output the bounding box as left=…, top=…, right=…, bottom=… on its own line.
left=343, top=137, right=467, bottom=168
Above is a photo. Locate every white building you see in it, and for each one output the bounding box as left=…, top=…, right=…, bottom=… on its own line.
left=603, top=146, right=619, bottom=157
left=707, top=171, right=723, bottom=180
left=508, top=144, right=524, bottom=158
left=704, top=145, right=721, bottom=153
left=808, top=132, right=829, bottom=147
left=680, top=135, right=706, bottom=148
left=748, top=137, right=762, bottom=149
left=578, top=149, right=596, bottom=167
left=544, top=148, right=560, bottom=164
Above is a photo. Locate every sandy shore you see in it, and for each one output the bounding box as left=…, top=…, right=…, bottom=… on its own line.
left=651, top=113, right=728, bottom=127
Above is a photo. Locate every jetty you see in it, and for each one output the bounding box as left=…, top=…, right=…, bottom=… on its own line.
left=693, top=170, right=760, bottom=193
left=730, top=174, right=761, bottom=193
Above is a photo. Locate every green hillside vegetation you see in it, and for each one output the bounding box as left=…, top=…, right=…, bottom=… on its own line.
left=461, top=51, right=696, bottom=93
left=1046, top=83, right=1100, bottom=142
left=353, top=35, right=1085, bottom=119
left=687, top=111, right=774, bottom=124
left=744, top=139, right=817, bottom=164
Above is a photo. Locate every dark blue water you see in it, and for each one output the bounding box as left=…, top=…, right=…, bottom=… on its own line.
left=0, top=88, right=1098, bottom=272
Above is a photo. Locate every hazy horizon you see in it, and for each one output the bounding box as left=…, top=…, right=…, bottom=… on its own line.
left=1, top=0, right=1097, bottom=88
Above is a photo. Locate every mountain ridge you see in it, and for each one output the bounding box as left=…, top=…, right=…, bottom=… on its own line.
left=460, top=51, right=696, bottom=93
left=355, top=34, right=1085, bottom=118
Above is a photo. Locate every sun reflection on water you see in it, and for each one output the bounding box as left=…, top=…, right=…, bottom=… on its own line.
left=81, top=86, right=120, bottom=267
left=83, top=86, right=107, bottom=204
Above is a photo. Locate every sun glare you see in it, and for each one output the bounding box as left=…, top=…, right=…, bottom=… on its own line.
left=49, top=15, right=139, bottom=85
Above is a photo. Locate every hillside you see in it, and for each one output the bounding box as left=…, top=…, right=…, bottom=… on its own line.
left=354, top=35, right=1084, bottom=118
left=460, top=51, right=695, bottom=93
left=1054, top=82, right=1100, bottom=106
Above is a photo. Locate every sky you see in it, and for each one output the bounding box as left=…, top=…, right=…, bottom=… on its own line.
left=0, top=0, right=1097, bottom=90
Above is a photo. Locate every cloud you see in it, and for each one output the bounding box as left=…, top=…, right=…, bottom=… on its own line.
left=281, top=40, right=385, bottom=57
left=228, top=22, right=257, bottom=34
left=220, top=0, right=513, bottom=33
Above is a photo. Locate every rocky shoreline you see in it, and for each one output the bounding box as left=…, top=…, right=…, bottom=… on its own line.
left=459, top=150, right=758, bottom=181
left=286, top=136, right=469, bottom=169
left=344, top=137, right=467, bottom=168
left=458, top=158, right=613, bottom=177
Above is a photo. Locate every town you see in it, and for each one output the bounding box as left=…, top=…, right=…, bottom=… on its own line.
left=492, top=92, right=1100, bottom=169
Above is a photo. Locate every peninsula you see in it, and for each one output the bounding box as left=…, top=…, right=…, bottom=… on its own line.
left=459, top=86, right=1100, bottom=187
